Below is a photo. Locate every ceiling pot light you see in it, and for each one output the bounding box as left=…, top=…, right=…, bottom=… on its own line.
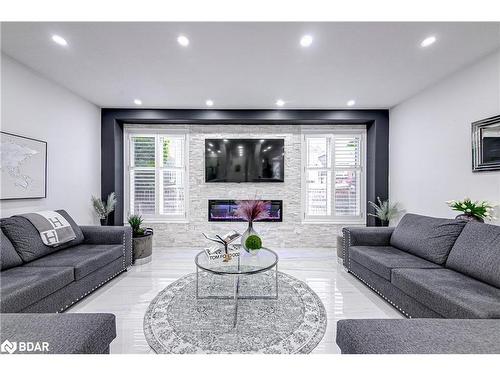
left=300, top=35, right=313, bottom=47
left=420, top=36, right=437, bottom=48
left=51, top=35, right=68, bottom=46
left=276, top=99, right=285, bottom=107
left=347, top=100, right=356, bottom=107
left=205, top=99, right=214, bottom=107
left=134, top=99, right=142, bottom=105
left=177, top=35, right=190, bottom=47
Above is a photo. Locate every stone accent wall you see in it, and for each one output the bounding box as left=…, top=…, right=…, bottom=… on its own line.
left=149, top=124, right=364, bottom=249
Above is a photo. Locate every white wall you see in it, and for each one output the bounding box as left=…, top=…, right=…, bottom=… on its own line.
left=1, top=54, right=101, bottom=224
left=390, top=51, right=500, bottom=224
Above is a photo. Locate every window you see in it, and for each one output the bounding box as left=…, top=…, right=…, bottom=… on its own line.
left=302, top=130, right=366, bottom=223
left=125, top=129, right=188, bottom=222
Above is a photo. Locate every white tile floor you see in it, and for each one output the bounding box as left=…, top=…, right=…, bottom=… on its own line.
left=69, top=247, right=402, bottom=354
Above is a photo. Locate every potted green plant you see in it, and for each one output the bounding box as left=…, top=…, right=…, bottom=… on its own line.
left=128, top=214, right=153, bottom=264
left=368, top=197, right=401, bottom=226
left=244, top=234, right=263, bottom=255
left=91, top=192, right=116, bottom=225
left=446, top=198, right=496, bottom=222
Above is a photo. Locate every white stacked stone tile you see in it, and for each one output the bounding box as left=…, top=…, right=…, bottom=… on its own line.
left=150, top=124, right=365, bottom=248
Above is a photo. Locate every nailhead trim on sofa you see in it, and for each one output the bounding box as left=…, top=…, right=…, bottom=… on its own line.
left=56, top=229, right=131, bottom=313
left=342, top=227, right=350, bottom=271
left=57, top=269, right=126, bottom=313
left=349, top=270, right=411, bottom=318
left=342, top=227, right=411, bottom=318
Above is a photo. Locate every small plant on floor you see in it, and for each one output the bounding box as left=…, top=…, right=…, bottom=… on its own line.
left=245, top=235, right=262, bottom=251
left=446, top=198, right=496, bottom=222
left=128, top=214, right=145, bottom=237
left=368, top=197, right=401, bottom=226
left=91, top=192, right=116, bottom=225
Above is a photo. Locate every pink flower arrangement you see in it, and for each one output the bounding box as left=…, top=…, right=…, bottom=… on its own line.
left=235, top=200, right=270, bottom=222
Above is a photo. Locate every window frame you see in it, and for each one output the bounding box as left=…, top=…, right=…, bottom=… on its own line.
left=301, top=127, right=367, bottom=225
left=124, top=127, right=189, bottom=224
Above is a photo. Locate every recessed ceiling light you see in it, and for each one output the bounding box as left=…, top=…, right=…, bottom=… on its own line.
left=420, top=36, right=437, bottom=48
left=205, top=99, right=214, bottom=107
left=276, top=99, right=285, bottom=107
left=177, top=35, right=190, bottom=47
left=347, top=99, right=356, bottom=107
left=51, top=35, right=68, bottom=46
left=300, top=35, right=313, bottom=47
left=134, top=99, right=142, bottom=105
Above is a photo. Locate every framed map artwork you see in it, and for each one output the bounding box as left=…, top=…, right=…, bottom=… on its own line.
left=1, top=131, right=47, bottom=200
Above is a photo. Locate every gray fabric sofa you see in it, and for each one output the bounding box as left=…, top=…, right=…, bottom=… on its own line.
left=1, top=210, right=133, bottom=313
left=0, top=313, right=116, bottom=354
left=336, top=319, right=500, bottom=354
left=337, top=213, right=500, bottom=354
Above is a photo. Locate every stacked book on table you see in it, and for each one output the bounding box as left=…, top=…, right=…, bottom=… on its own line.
left=202, top=230, right=241, bottom=262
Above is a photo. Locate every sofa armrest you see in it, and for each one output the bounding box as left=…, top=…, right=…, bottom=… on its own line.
left=342, top=227, right=394, bottom=268
left=80, top=226, right=133, bottom=268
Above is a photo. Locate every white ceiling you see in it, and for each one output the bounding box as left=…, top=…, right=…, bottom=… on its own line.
left=2, top=22, right=500, bottom=109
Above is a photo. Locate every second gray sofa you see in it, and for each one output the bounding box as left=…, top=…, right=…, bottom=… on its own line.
left=342, top=213, right=500, bottom=319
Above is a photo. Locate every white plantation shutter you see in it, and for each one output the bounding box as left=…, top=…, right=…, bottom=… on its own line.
left=303, top=131, right=365, bottom=222
left=160, top=135, right=185, bottom=215
left=127, top=131, right=188, bottom=221
left=305, top=137, right=332, bottom=217
left=131, top=169, right=156, bottom=215
left=333, top=136, right=362, bottom=217
left=130, top=136, right=156, bottom=215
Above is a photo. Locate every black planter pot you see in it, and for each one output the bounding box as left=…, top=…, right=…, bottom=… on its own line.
left=455, top=214, right=484, bottom=223
left=374, top=218, right=389, bottom=227
left=100, top=217, right=108, bottom=226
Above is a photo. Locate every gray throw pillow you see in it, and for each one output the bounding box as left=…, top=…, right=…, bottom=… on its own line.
left=390, top=213, right=467, bottom=265
left=1, top=229, right=23, bottom=270
left=446, top=221, right=500, bottom=288
left=1, top=209, right=84, bottom=263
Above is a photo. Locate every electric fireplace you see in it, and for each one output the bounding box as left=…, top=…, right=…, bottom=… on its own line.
left=208, top=200, right=283, bottom=222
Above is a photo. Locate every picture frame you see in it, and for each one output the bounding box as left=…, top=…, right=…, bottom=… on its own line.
left=0, top=131, right=48, bottom=200
left=472, top=115, right=500, bottom=172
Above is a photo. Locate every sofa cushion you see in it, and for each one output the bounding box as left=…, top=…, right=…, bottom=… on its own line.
left=336, top=319, right=500, bottom=354
left=391, top=268, right=500, bottom=318
left=349, top=245, right=442, bottom=281
left=1, top=230, right=23, bottom=270
left=0, top=266, right=74, bottom=312
left=0, top=313, right=116, bottom=354
left=1, top=210, right=84, bottom=262
left=446, top=221, right=500, bottom=288
left=24, top=243, right=124, bottom=280
left=390, top=213, right=466, bottom=265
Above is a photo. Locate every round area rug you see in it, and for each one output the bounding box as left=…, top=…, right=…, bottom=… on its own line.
left=144, top=271, right=327, bottom=354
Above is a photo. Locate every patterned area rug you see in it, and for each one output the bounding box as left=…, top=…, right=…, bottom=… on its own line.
left=144, top=271, right=327, bottom=354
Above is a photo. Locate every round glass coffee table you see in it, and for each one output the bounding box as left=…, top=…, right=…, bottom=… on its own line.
left=195, top=247, right=279, bottom=328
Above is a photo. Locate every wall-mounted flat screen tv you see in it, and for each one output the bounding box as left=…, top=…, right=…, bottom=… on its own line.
left=205, top=138, right=285, bottom=182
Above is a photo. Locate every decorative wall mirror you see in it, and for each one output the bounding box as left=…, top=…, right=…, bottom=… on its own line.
left=472, top=115, right=500, bottom=172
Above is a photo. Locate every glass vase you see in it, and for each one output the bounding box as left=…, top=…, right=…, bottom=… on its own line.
left=241, top=221, right=260, bottom=255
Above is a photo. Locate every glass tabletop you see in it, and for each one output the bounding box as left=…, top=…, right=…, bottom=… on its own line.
left=195, top=247, right=278, bottom=275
